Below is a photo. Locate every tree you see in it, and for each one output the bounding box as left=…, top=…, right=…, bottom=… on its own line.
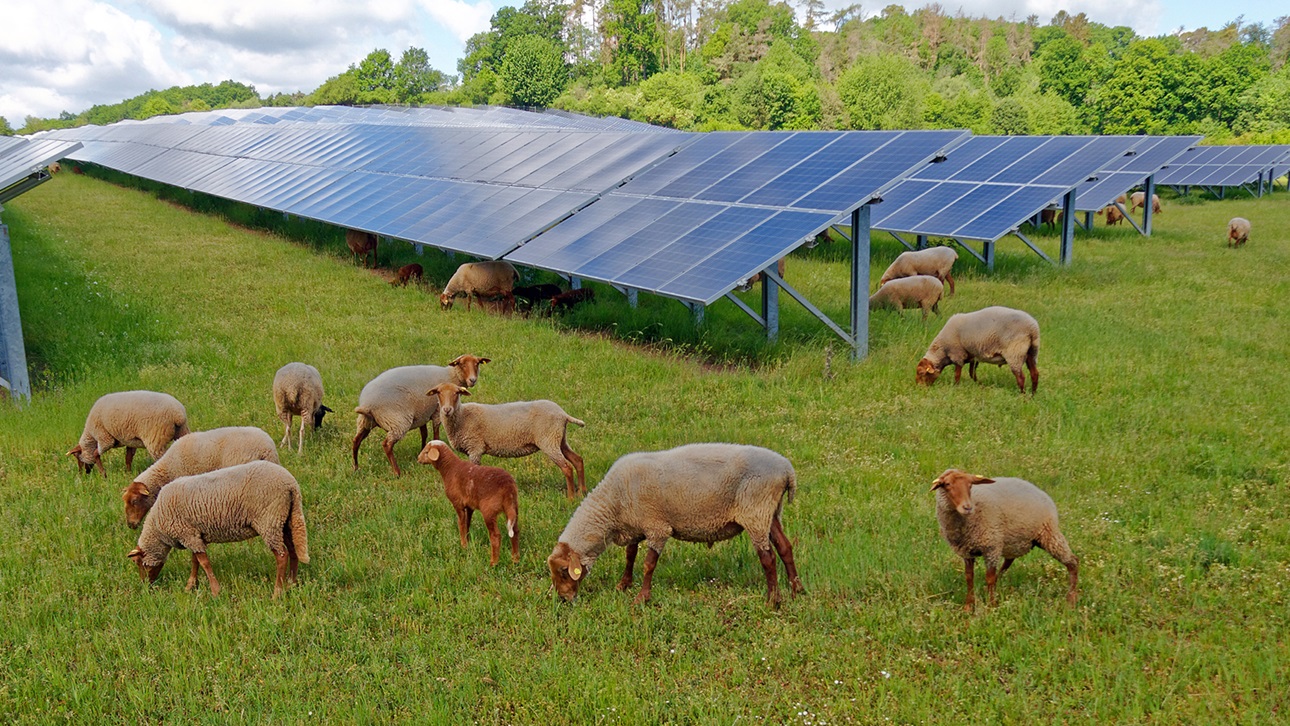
left=1234, top=66, right=1290, bottom=133
left=1037, top=35, right=1095, bottom=107
left=138, top=97, right=178, bottom=119
left=0, top=117, right=13, bottom=136
left=1092, top=39, right=1173, bottom=133
left=602, top=0, right=663, bottom=85
left=836, top=53, right=929, bottom=129
left=355, top=50, right=396, bottom=103
left=990, top=99, right=1030, bottom=134
left=501, top=36, right=567, bottom=107
left=394, top=47, right=448, bottom=102
left=311, top=71, right=361, bottom=106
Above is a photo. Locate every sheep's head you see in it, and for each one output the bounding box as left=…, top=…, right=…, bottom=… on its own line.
left=426, top=384, right=470, bottom=419
left=448, top=355, right=490, bottom=388
left=930, top=469, right=995, bottom=516
left=915, top=358, right=941, bottom=386
left=417, top=440, right=449, bottom=466
left=547, top=542, right=585, bottom=602
left=438, top=292, right=455, bottom=310
left=122, top=481, right=156, bottom=529
left=126, top=546, right=164, bottom=583
left=312, top=404, right=333, bottom=430
left=66, top=444, right=96, bottom=473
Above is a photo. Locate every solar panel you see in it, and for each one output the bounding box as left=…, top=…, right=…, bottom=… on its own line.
left=0, top=137, right=83, bottom=194
left=1156, top=144, right=1290, bottom=187
left=1073, top=136, right=1201, bottom=211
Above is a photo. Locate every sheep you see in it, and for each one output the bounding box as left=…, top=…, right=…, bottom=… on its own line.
left=546, top=443, right=803, bottom=608
left=735, top=258, right=788, bottom=291
left=417, top=440, right=519, bottom=566
left=878, top=246, right=958, bottom=296
left=868, top=275, right=944, bottom=319
left=1228, top=217, right=1250, bottom=247
left=390, top=263, right=424, bottom=287
left=346, top=229, right=378, bottom=268
left=48, top=161, right=60, bottom=174
left=547, top=287, right=595, bottom=314
left=513, top=283, right=564, bottom=313
left=439, top=261, right=518, bottom=311
left=426, top=384, right=586, bottom=500
left=352, top=354, right=490, bottom=476
left=931, top=468, right=1078, bottom=610
left=122, top=426, right=280, bottom=528
left=1039, top=208, right=1059, bottom=231
left=67, top=391, right=190, bottom=478
left=1130, top=192, right=1162, bottom=214
left=1104, top=205, right=1125, bottom=226
left=272, top=362, right=332, bottom=453
left=916, top=306, right=1040, bottom=394
left=126, top=460, right=309, bottom=599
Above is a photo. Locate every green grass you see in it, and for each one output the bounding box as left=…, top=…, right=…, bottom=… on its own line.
left=1, top=172, right=1288, bottom=722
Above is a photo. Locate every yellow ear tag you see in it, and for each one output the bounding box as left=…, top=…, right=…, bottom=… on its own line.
left=571, top=567, right=582, bottom=578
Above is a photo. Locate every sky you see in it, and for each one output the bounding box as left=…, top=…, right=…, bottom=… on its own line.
left=1, top=0, right=1284, bottom=129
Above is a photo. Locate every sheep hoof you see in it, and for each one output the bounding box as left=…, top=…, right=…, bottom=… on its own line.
left=790, top=578, right=805, bottom=596
left=616, top=578, right=633, bottom=592
left=632, top=591, right=651, bottom=605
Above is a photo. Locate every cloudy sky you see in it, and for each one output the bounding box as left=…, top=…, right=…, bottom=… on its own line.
left=1, top=0, right=1284, bottom=129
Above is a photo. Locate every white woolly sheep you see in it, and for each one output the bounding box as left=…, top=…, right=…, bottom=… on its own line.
left=417, top=440, right=519, bottom=566
left=1130, top=192, right=1162, bottom=214
left=439, top=261, right=518, bottom=312
left=426, top=384, right=586, bottom=500
left=931, top=468, right=1078, bottom=610
left=916, top=306, right=1040, bottom=394
left=869, top=275, right=944, bottom=319
left=352, top=355, right=490, bottom=476
left=346, top=229, right=378, bottom=268
left=1228, top=217, right=1250, bottom=247
left=879, top=247, right=958, bottom=296
left=546, top=443, right=802, bottom=608
left=126, top=460, right=309, bottom=598
left=67, top=391, right=190, bottom=477
left=273, top=362, right=332, bottom=453
left=122, top=426, right=280, bottom=528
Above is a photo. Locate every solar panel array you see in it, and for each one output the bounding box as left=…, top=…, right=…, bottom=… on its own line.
left=0, top=136, right=83, bottom=193
left=1074, top=136, right=1201, bottom=211
left=508, top=129, right=969, bottom=304
left=1155, top=145, right=1290, bottom=187
left=872, top=136, right=1140, bottom=241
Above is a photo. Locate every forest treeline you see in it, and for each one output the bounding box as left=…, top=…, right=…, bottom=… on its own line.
left=8, top=0, right=1290, bottom=144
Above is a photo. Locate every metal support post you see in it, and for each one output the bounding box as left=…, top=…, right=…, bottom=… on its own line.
left=850, top=205, right=870, bottom=361
left=1, top=222, right=31, bottom=404
left=627, top=288, right=638, bottom=308
left=916, top=234, right=928, bottom=250
left=1143, top=175, right=1156, bottom=236
left=571, top=277, right=581, bottom=290
left=983, top=240, right=996, bottom=271
left=760, top=264, right=779, bottom=342
left=1059, top=188, right=1077, bottom=265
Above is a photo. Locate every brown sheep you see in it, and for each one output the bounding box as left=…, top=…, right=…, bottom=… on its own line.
left=390, top=263, right=424, bottom=287
left=417, top=440, right=519, bottom=566
left=1104, top=205, right=1125, bottom=226
left=346, top=229, right=378, bottom=268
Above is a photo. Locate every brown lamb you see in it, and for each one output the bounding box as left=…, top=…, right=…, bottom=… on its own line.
left=417, top=440, right=519, bottom=566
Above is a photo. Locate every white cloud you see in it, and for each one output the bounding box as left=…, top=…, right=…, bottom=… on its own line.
left=421, top=0, right=494, bottom=44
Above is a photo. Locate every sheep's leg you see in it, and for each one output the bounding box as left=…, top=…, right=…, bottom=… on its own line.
left=506, top=505, right=520, bottom=564
left=125, top=447, right=137, bottom=474
left=1039, top=531, right=1079, bottom=606
left=617, top=541, right=639, bottom=592
left=634, top=548, right=661, bottom=605
left=297, top=414, right=306, bottom=454
left=351, top=418, right=374, bottom=471
left=544, top=447, right=579, bottom=500
left=381, top=433, right=405, bottom=477
left=195, top=552, right=220, bottom=597
left=984, top=554, right=1003, bottom=607
left=186, top=553, right=200, bottom=591
left=419, top=424, right=428, bottom=450
left=94, top=450, right=107, bottom=478
left=284, top=520, right=300, bottom=585
left=944, top=273, right=955, bottom=296
left=952, top=364, right=964, bottom=385
left=999, top=558, right=1014, bottom=577
left=757, top=545, right=782, bottom=609
left=963, top=557, right=976, bottom=612
left=561, top=441, right=586, bottom=495
left=272, top=548, right=289, bottom=599
left=456, top=506, right=471, bottom=548
left=484, top=516, right=501, bottom=566
left=280, top=415, right=292, bottom=448
left=1026, top=348, right=1040, bottom=394
left=770, top=518, right=804, bottom=596
left=968, top=360, right=979, bottom=382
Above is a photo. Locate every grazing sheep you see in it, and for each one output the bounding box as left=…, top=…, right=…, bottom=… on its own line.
left=346, top=229, right=378, bottom=268
left=352, top=355, right=490, bottom=476
left=48, top=161, right=61, bottom=174
left=122, top=426, right=279, bottom=528
left=546, top=443, right=802, bottom=607
left=1039, top=208, right=1058, bottom=231
left=735, top=258, right=788, bottom=291
left=931, top=468, right=1078, bottom=610
left=390, top=263, right=424, bottom=287
left=1130, top=192, right=1162, bottom=214
left=878, top=247, right=958, bottom=296
left=547, top=287, right=595, bottom=314
left=417, top=440, right=519, bottom=566
left=126, top=460, right=309, bottom=599
left=869, top=275, right=944, bottom=319
left=513, top=283, right=564, bottom=312
left=916, top=306, right=1040, bottom=394
left=1104, top=205, right=1125, bottom=226
left=439, top=261, right=518, bottom=311
left=1228, top=217, right=1250, bottom=247
left=273, top=362, right=331, bottom=453
left=426, top=384, right=586, bottom=499
left=67, top=391, right=190, bottom=477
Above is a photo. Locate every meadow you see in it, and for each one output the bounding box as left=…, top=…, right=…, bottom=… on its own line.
left=1, top=171, right=1287, bottom=723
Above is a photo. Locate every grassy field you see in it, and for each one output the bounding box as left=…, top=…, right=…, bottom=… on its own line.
left=1, top=171, right=1288, bottom=723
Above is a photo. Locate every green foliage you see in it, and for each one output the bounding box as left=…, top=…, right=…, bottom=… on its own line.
left=394, top=47, right=449, bottom=101
left=138, top=97, right=178, bottom=119
left=355, top=49, right=396, bottom=104
left=989, top=99, right=1030, bottom=134
left=837, top=54, right=928, bottom=129
left=1235, top=67, right=1290, bottom=132
left=602, top=0, right=663, bottom=85
left=0, top=116, right=14, bottom=135
left=637, top=71, right=703, bottom=128
left=309, top=71, right=360, bottom=106
left=500, top=36, right=567, bottom=108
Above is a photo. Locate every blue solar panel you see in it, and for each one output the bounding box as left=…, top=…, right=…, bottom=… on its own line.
left=654, top=133, right=792, bottom=199
left=954, top=186, right=1061, bottom=240
left=613, top=207, right=778, bottom=291
left=0, top=137, right=83, bottom=191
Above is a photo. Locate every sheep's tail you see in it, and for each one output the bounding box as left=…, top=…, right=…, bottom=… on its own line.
left=566, top=415, right=586, bottom=428
left=288, top=484, right=310, bottom=564
left=784, top=468, right=797, bottom=505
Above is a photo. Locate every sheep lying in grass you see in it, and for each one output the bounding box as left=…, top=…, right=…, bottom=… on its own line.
left=67, top=391, right=190, bottom=477
left=426, top=384, right=586, bottom=499
left=916, top=306, right=1040, bottom=394
left=418, top=440, right=519, bottom=566
left=931, top=468, right=1078, bottom=610
left=122, top=426, right=279, bottom=528
left=127, top=460, right=309, bottom=598
left=346, top=229, right=378, bottom=268
left=1228, top=217, right=1250, bottom=247
left=879, top=247, right=958, bottom=296
left=547, top=443, right=802, bottom=607
left=273, top=363, right=331, bottom=453
left=869, top=275, right=943, bottom=319
left=439, top=261, right=518, bottom=312
left=352, top=355, right=490, bottom=476
left=390, top=263, right=424, bottom=287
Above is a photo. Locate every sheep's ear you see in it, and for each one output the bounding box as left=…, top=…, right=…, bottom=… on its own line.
left=66, top=445, right=82, bottom=457
left=479, top=357, right=491, bottom=364
left=448, top=358, right=461, bottom=368
left=425, top=447, right=439, bottom=462
left=929, top=478, right=944, bottom=492
left=971, top=475, right=995, bottom=485
left=458, top=388, right=471, bottom=397
left=568, top=550, right=583, bottom=581
left=135, top=484, right=149, bottom=496
left=126, top=547, right=144, bottom=561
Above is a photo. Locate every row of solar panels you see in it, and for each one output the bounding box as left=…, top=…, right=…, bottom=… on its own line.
left=0, top=136, right=83, bottom=196
left=30, top=106, right=1290, bottom=306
